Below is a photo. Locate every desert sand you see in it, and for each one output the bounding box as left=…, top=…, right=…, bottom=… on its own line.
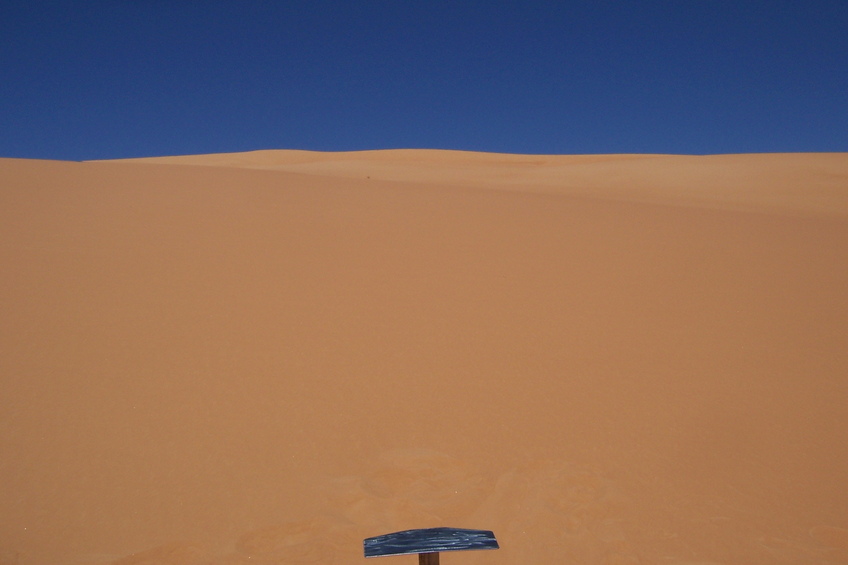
left=1, top=150, right=847, bottom=565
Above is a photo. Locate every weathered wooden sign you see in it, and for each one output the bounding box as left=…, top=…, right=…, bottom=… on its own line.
left=364, top=527, right=499, bottom=565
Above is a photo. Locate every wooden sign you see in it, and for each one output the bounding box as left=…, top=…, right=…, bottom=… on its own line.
left=364, top=527, right=499, bottom=565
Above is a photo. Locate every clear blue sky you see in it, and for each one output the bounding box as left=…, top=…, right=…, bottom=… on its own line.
left=2, top=1, right=847, bottom=160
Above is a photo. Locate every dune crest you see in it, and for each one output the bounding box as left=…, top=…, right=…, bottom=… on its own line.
left=96, top=150, right=848, bottom=216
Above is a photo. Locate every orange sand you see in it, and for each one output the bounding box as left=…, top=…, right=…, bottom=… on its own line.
left=1, top=151, right=847, bottom=565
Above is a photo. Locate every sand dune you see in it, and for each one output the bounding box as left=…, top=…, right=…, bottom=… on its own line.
left=102, top=150, right=848, bottom=216
left=1, top=151, right=847, bottom=565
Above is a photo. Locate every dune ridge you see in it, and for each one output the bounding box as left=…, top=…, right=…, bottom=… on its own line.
left=1, top=151, right=847, bottom=565
left=96, top=150, right=848, bottom=217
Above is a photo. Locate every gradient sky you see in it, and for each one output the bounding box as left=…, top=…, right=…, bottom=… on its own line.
left=2, top=1, right=847, bottom=160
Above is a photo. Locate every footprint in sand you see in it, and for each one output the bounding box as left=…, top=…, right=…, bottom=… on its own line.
left=468, top=460, right=639, bottom=565
left=809, top=525, right=848, bottom=551
left=756, top=534, right=835, bottom=563
left=328, top=449, right=489, bottom=531
left=664, top=562, right=725, bottom=565
left=109, top=543, right=206, bottom=565
left=0, top=550, right=21, bottom=565
left=233, top=518, right=348, bottom=564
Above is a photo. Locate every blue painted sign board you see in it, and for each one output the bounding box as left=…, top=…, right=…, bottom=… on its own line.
left=364, top=527, right=499, bottom=558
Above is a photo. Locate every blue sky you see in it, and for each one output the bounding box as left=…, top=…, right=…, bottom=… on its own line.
left=2, top=1, right=847, bottom=160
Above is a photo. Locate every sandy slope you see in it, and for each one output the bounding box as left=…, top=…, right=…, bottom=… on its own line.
left=1, top=151, right=847, bottom=565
